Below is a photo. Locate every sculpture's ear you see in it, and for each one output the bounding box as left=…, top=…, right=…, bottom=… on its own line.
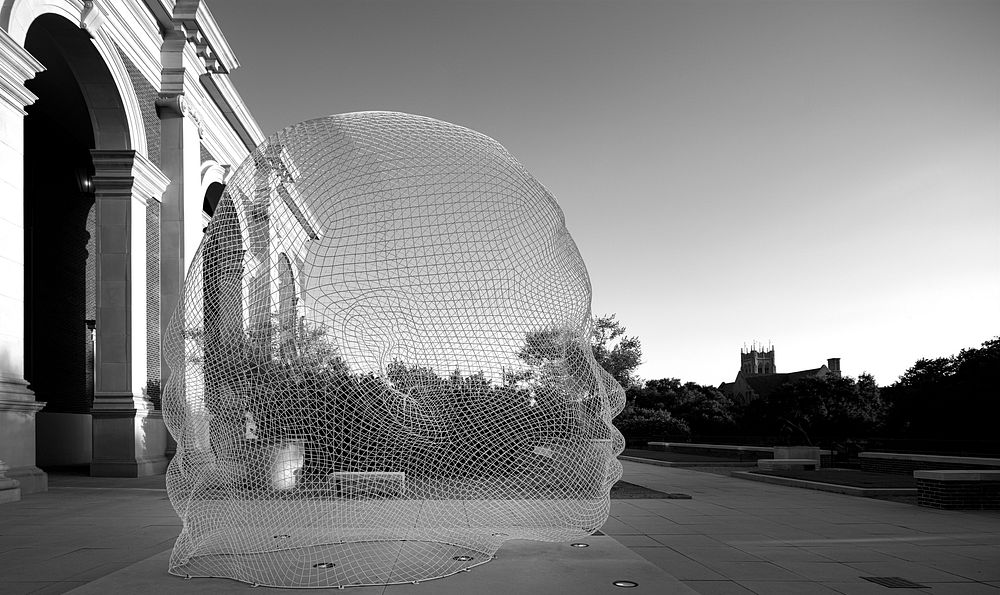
left=372, top=382, right=449, bottom=445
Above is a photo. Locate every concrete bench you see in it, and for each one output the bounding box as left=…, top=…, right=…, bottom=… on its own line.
left=914, top=470, right=1000, bottom=510
left=757, top=458, right=818, bottom=471
left=328, top=472, right=406, bottom=498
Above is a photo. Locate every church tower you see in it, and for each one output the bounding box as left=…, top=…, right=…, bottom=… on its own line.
left=741, top=343, right=775, bottom=376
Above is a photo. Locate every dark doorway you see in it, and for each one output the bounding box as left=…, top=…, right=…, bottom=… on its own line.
left=23, top=15, right=100, bottom=414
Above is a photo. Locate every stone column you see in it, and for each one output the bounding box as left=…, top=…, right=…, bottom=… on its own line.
left=0, top=29, right=47, bottom=495
left=156, top=95, right=203, bottom=390
left=90, top=150, right=171, bottom=477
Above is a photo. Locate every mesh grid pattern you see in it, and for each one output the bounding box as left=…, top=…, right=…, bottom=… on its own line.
left=162, top=112, right=625, bottom=588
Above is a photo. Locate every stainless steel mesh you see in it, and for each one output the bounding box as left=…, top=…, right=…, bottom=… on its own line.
left=162, top=111, right=625, bottom=588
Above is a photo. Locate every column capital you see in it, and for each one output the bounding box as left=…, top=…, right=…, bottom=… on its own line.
left=90, top=150, right=170, bottom=204
left=156, top=94, right=204, bottom=138
left=0, top=28, right=44, bottom=115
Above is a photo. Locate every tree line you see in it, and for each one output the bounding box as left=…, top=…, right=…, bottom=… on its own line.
left=599, top=315, right=999, bottom=453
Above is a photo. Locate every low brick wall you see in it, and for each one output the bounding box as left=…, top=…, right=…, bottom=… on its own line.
left=915, top=470, right=1000, bottom=510
left=860, top=452, right=1000, bottom=475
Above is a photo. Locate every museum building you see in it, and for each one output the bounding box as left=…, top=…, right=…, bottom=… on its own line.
left=0, top=0, right=263, bottom=500
left=718, top=345, right=842, bottom=404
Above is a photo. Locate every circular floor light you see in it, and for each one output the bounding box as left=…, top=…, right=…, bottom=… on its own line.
left=452, top=555, right=474, bottom=562
left=613, top=580, right=638, bottom=588
left=570, top=543, right=590, bottom=548
left=313, top=562, right=336, bottom=569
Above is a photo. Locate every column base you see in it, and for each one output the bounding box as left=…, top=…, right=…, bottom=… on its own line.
left=90, top=454, right=170, bottom=478
left=0, top=478, right=20, bottom=503
left=0, top=379, right=47, bottom=494
left=91, top=394, right=170, bottom=477
left=5, top=465, right=47, bottom=494
left=0, top=459, right=23, bottom=503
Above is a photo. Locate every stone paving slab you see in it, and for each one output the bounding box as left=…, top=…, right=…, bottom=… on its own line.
left=65, top=536, right=691, bottom=594
left=5, top=460, right=1000, bottom=593
left=613, top=461, right=1000, bottom=593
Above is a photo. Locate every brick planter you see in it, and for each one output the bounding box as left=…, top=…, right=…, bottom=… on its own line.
left=914, top=470, right=1000, bottom=510
left=860, top=452, right=1000, bottom=475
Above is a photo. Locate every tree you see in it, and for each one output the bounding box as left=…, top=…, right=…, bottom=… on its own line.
left=740, top=374, right=885, bottom=445
left=883, top=336, right=1000, bottom=443
left=628, top=377, right=681, bottom=409
left=515, top=313, right=643, bottom=391
left=590, top=314, right=642, bottom=390
left=895, top=357, right=953, bottom=388
left=627, top=378, right=735, bottom=435
left=614, top=407, right=690, bottom=440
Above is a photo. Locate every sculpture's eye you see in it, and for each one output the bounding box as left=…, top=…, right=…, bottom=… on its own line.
left=162, top=111, right=624, bottom=588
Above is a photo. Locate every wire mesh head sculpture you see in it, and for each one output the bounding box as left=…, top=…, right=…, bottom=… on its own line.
left=163, top=111, right=625, bottom=588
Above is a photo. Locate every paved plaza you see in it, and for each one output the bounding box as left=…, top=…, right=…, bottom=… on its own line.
left=1, top=460, right=998, bottom=594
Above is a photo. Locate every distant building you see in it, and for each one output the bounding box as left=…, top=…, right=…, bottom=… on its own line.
left=719, top=345, right=841, bottom=404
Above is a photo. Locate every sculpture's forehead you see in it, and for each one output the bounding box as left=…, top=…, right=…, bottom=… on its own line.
left=225, top=112, right=574, bottom=254
left=262, top=113, right=552, bottom=215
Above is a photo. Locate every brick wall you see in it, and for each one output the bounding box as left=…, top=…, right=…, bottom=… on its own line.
left=917, top=479, right=1000, bottom=510
left=861, top=457, right=1000, bottom=475
left=115, top=44, right=160, bottom=166
left=146, top=200, right=161, bottom=408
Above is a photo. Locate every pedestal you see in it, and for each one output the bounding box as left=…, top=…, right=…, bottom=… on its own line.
left=0, top=379, right=47, bottom=494
left=0, top=459, right=22, bottom=503
left=91, top=395, right=169, bottom=477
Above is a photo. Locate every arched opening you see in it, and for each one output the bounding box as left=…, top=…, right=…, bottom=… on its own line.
left=203, top=181, right=225, bottom=218
left=24, top=14, right=130, bottom=467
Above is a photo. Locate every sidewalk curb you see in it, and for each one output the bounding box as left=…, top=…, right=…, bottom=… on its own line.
left=618, top=455, right=756, bottom=468
left=732, top=471, right=917, bottom=498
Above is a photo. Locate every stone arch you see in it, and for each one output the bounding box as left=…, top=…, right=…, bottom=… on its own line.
left=13, top=9, right=134, bottom=151
left=200, top=160, right=228, bottom=217
left=3, top=0, right=149, bottom=150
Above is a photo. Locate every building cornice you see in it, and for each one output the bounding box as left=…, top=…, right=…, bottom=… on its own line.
left=155, top=0, right=237, bottom=75
left=193, top=1, right=237, bottom=73
left=200, top=71, right=265, bottom=152
left=0, top=27, right=43, bottom=114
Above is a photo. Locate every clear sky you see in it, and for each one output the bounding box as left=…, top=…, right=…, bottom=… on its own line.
left=207, top=0, right=1000, bottom=387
